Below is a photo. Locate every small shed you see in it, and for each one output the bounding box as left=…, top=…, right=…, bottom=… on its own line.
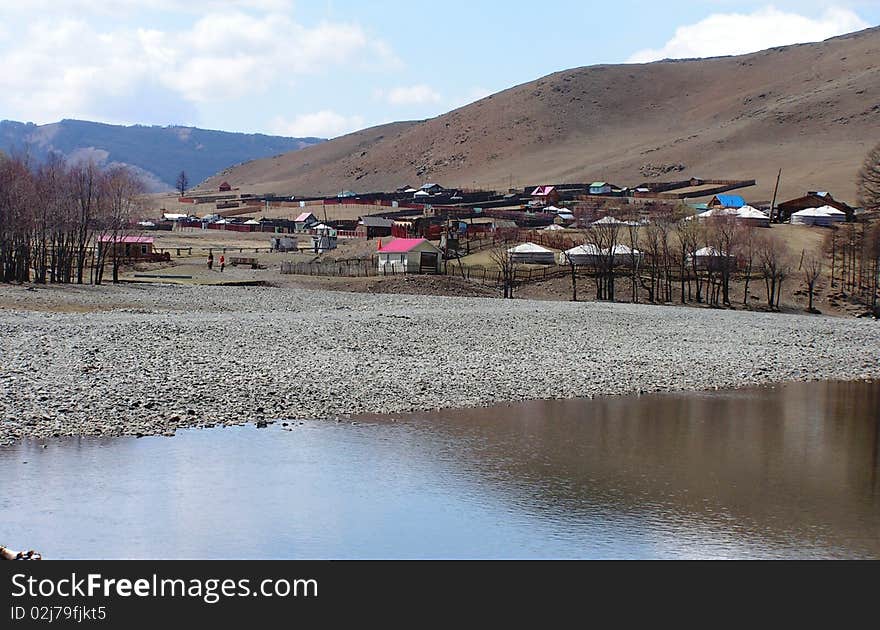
left=271, top=236, right=298, bottom=252
left=219, top=182, right=233, bottom=193
left=97, top=235, right=155, bottom=259
left=531, top=186, right=560, bottom=206
left=311, top=224, right=338, bottom=253
left=357, top=216, right=395, bottom=239
left=555, top=211, right=576, bottom=225
left=508, top=243, right=557, bottom=265
left=294, top=212, right=318, bottom=232
left=589, top=182, right=613, bottom=195
left=420, top=183, right=444, bottom=194
left=377, top=238, right=441, bottom=274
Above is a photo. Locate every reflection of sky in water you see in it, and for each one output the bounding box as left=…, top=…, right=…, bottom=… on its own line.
left=1, top=381, right=878, bottom=559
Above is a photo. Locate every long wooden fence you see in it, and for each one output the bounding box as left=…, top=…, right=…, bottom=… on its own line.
left=280, top=260, right=399, bottom=277
left=447, top=264, right=569, bottom=285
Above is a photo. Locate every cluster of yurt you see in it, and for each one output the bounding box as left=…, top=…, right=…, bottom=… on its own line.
left=790, top=206, right=847, bottom=227
left=694, top=206, right=770, bottom=228
left=559, top=244, right=644, bottom=267
left=507, top=243, right=557, bottom=265
left=592, top=216, right=641, bottom=227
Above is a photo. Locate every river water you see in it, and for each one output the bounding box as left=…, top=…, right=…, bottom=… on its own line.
left=2, top=381, right=878, bottom=559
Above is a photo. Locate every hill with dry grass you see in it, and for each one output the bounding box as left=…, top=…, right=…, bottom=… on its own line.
left=203, top=27, right=880, bottom=203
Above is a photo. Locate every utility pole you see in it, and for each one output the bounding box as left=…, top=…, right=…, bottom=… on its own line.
left=770, top=169, right=782, bottom=223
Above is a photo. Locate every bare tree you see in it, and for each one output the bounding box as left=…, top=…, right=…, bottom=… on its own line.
left=706, top=216, right=739, bottom=307
left=624, top=219, right=642, bottom=303
left=489, top=245, right=519, bottom=299
left=96, top=166, right=146, bottom=284
left=176, top=170, right=189, bottom=197
left=587, top=216, right=621, bottom=301
left=0, top=154, right=147, bottom=287
left=757, top=234, right=792, bottom=310
left=739, top=223, right=757, bottom=306
left=562, top=249, right=579, bottom=302
left=866, top=218, right=880, bottom=315
left=857, top=142, right=880, bottom=212
left=801, top=253, right=823, bottom=313
left=675, top=216, right=704, bottom=303
left=71, top=161, right=103, bottom=284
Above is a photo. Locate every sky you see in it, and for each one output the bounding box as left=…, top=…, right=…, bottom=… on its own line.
left=0, top=1, right=877, bottom=138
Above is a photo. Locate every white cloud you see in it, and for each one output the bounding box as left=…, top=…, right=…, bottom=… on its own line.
left=269, top=111, right=366, bottom=138
left=628, top=6, right=869, bottom=63
left=378, top=84, right=442, bottom=106
left=0, top=13, right=398, bottom=124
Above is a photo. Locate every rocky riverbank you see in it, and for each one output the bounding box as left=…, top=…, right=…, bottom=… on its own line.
left=1, top=283, right=879, bottom=446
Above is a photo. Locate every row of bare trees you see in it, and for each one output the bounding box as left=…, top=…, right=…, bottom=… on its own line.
left=0, top=154, right=145, bottom=285
left=570, top=209, right=798, bottom=310
left=825, top=221, right=880, bottom=313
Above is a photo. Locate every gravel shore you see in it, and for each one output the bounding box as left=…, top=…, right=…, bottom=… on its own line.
left=1, top=283, right=879, bottom=445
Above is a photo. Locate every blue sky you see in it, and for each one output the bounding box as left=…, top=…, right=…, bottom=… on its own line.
left=0, top=1, right=877, bottom=137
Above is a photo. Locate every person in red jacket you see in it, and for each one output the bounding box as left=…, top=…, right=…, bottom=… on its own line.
left=219, top=255, right=225, bottom=273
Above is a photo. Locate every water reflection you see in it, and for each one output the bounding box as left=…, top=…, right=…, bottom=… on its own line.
left=1, top=381, right=878, bottom=559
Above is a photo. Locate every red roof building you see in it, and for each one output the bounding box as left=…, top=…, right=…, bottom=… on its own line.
left=377, top=238, right=441, bottom=274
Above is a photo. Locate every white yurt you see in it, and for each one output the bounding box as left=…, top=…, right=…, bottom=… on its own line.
left=607, top=244, right=645, bottom=266
left=543, top=224, right=565, bottom=231
left=560, top=244, right=602, bottom=266
left=735, top=205, right=771, bottom=227
left=592, top=216, right=626, bottom=226
left=689, top=246, right=736, bottom=270
left=696, top=205, right=770, bottom=227
left=508, top=243, right=557, bottom=265
left=790, top=206, right=847, bottom=227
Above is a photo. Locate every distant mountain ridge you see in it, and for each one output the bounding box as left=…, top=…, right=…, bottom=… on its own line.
left=0, top=119, right=324, bottom=192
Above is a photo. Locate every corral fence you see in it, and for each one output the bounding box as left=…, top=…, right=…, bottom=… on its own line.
left=281, top=259, right=399, bottom=277
left=448, top=263, right=569, bottom=286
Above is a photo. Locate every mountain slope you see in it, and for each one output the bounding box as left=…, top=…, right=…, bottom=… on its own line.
left=206, top=26, right=880, bottom=202
left=0, top=119, right=324, bottom=192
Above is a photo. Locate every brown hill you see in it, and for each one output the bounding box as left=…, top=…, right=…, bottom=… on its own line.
left=204, top=27, right=880, bottom=203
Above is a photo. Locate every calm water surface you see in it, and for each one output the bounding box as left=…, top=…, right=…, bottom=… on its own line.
left=2, top=381, right=879, bottom=559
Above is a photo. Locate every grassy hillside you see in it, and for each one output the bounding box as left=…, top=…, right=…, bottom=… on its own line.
left=205, top=27, right=880, bottom=203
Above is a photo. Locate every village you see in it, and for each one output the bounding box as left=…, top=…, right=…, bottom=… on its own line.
left=118, top=175, right=880, bottom=317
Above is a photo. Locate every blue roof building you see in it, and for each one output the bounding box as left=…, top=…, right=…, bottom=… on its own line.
left=709, top=194, right=746, bottom=209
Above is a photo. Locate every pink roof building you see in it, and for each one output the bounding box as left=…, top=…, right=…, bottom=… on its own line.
left=531, top=186, right=557, bottom=197
left=377, top=238, right=441, bottom=274
left=379, top=238, right=430, bottom=253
